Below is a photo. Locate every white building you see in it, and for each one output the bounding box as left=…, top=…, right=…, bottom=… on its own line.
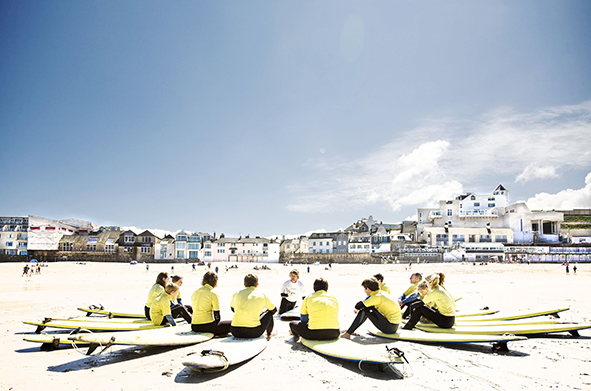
left=210, top=236, right=279, bottom=263
left=417, top=185, right=563, bottom=246
left=28, top=215, right=98, bottom=251
left=154, top=235, right=175, bottom=260
left=308, top=232, right=334, bottom=254
left=0, top=216, right=29, bottom=255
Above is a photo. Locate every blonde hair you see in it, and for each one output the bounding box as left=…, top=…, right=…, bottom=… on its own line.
left=417, top=281, right=429, bottom=290
left=425, top=274, right=441, bottom=290
left=165, top=282, right=180, bottom=294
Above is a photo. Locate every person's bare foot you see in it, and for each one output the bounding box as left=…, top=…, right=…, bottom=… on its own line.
left=340, top=331, right=352, bottom=339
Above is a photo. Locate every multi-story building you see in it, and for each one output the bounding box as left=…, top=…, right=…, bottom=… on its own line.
left=59, top=226, right=121, bottom=254
left=28, top=215, right=98, bottom=251
left=417, top=185, right=563, bottom=246
left=308, top=232, right=334, bottom=254
left=0, top=216, right=29, bottom=255
left=207, top=236, right=280, bottom=263
left=154, top=234, right=175, bottom=260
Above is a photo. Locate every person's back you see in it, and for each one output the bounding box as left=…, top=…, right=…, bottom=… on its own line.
left=423, top=286, right=455, bottom=316
left=304, top=290, right=339, bottom=330
left=231, top=287, right=272, bottom=327
left=364, top=290, right=401, bottom=324
left=191, top=284, right=218, bottom=325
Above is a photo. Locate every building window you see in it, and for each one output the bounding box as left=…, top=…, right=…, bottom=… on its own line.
left=5, top=242, right=13, bottom=247
left=495, top=235, right=507, bottom=243
left=141, top=247, right=151, bottom=254
left=124, top=235, right=135, bottom=243
left=488, top=203, right=495, bottom=207
left=474, top=202, right=480, bottom=207
left=189, top=251, right=199, bottom=258
left=447, top=209, right=452, bottom=216
left=105, top=245, right=115, bottom=252
left=86, top=245, right=97, bottom=251
left=176, top=242, right=186, bottom=250
left=62, top=243, right=73, bottom=251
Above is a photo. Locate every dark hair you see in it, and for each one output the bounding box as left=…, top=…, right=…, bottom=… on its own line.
left=412, top=272, right=422, bottom=280
left=244, top=274, right=258, bottom=287
left=171, top=275, right=182, bottom=283
left=156, top=272, right=169, bottom=287
left=361, top=278, right=380, bottom=292
left=313, top=278, right=329, bottom=292
left=202, top=271, right=218, bottom=287
left=373, top=273, right=384, bottom=283
left=437, top=272, right=446, bottom=286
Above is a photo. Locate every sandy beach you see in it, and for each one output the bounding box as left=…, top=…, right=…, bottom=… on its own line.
left=2, top=261, right=590, bottom=391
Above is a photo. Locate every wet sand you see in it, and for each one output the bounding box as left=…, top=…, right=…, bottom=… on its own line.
left=2, top=261, right=590, bottom=391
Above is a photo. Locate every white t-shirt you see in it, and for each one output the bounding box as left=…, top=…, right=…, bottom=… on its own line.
left=281, top=279, right=305, bottom=303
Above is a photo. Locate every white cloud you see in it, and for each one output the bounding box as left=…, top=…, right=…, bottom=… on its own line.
left=515, top=164, right=558, bottom=183
left=287, top=101, right=591, bottom=215
left=526, top=172, right=591, bottom=210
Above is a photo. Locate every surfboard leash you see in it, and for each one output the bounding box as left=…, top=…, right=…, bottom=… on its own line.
left=198, top=349, right=230, bottom=372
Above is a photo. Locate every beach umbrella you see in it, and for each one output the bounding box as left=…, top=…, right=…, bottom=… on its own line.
left=30, top=259, right=38, bottom=263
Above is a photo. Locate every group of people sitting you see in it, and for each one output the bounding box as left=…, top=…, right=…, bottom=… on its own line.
left=143, top=268, right=456, bottom=341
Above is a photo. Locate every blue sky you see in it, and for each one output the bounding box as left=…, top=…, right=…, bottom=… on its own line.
left=1, top=1, right=590, bottom=238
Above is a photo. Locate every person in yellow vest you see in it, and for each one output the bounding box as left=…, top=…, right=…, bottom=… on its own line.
left=398, top=272, right=422, bottom=314
left=172, top=275, right=193, bottom=314
left=403, top=273, right=455, bottom=330
left=341, top=278, right=401, bottom=339
left=145, top=272, right=170, bottom=319
left=191, top=271, right=231, bottom=336
left=150, top=283, right=192, bottom=325
left=289, top=278, right=339, bottom=341
left=373, top=273, right=391, bottom=294
left=230, top=274, right=277, bottom=339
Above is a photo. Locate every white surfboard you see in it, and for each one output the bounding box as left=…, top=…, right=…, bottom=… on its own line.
left=279, top=308, right=300, bottom=320
left=415, top=322, right=591, bottom=336
left=68, top=324, right=213, bottom=347
left=454, top=307, right=569, bottom=322
left=183, top=336, right=268, bottom=371
left=369, top=327, right=527, bottom=345
left=24, top=319, right=165, bottom=332
left=301, top=338, right=405, bottom=365
left=77, top=306, right=146, bottom=318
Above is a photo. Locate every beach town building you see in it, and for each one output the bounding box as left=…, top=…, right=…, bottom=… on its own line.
left=280, top=236, right=309, bottom=256
left=308, top=232, right=335, bottom=253
left=206, top=236, right=280, bottom=263
left=416, top=185, right=563, bottom=247
left=0, top=216, right=28, bottom=256
left=28, top=215, right=98, bottom=251
left=58, top=226, right=121, bottom=255
left=154, top=234, right=175, bottom=260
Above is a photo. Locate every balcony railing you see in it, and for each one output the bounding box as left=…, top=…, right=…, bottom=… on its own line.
left=459, top=210, right=499, bottom=218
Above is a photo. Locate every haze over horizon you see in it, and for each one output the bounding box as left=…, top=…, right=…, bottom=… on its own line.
left=2, top=1, right=590, bottom=238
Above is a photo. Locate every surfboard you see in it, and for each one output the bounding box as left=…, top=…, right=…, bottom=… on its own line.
left=23, top=334, right=91, bottom=350
left=369, top=327, right=527, bottom=345
left=415, top=322, right=591, bottom=336
left=453, top=307, right=569, bottom=322
left=44, top=316, right=152, bottom=324
left=182, top=336, right=268, bottom=372
left=455, top=309, right=499, bottom=317
left=24, top=319, right=164, bottom=333
left=279, top=308, right=300, bottom=320
left=77, top=306, right=146, bottom=318
left=68, top=324, right=213, bottom=347
left=451, top=318, right=562, bottom=327
left=301, top=338, right=405, bottom=365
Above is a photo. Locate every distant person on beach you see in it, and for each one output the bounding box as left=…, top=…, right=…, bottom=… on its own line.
left=22, top=265, right=29, bottom=277
left=171, top=275, right=193, bottom=314
left=574, top=264, right=577, bottom=274
left=373, top=273, right=390, bottom=294
left=230, top=274, right=277, bottom=339
left=398, top=273, right=422, bottom=309
left=341, top=278, right=401, bottom=339
left=289, top=278, right=339, bottom=341
left=150, top=283, right=192, bottom=326
left=403, top=273, right=455, bottom=330
left=566, top=263, right=570, bottom=274
left=279, top=269, right=305, bottom=315
left=191, top=271, right=231, bottom=336
left=145, top=272, right=170, bottom=319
